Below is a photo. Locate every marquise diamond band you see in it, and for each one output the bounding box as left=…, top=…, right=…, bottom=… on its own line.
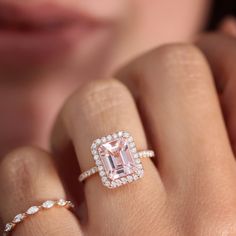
left=78, top=131, right=155, bottom=189
left=3, top=199, right=74, bottom=235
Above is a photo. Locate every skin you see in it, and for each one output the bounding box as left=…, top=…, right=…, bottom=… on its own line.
left=1, top=0, right=236, bottom=235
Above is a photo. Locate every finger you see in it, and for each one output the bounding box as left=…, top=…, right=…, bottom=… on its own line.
left=197, top=34, right=236, bottom=153
left=219, top=17, right=236, bottom=38
left=117, top=44, right=236, bottom=192
left=0, top=147, right=82, bottom=236
left=52, top=79, right=168, bottom=235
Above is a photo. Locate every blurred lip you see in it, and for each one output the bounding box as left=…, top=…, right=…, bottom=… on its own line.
left=0, top=3, right=111, bottom=66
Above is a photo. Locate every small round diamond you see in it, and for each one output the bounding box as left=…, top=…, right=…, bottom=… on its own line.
left=129, top=142, right=135, bottom=148
left=111, top=181, right=117, bottom=188
left=93, top=155, right=99, bottom=160
left=116, top=179, right=122, bottom=186
left=91, top=143, right=97, bottom=150
left=92, top=150, right=97, bottom=155
left=128, top=136, right=133, bottom=142
left=121, top=178, right=128, bottom=184
left=137, top=164, right=143, bottom=169
left=132, top=148, right=137, bottom=153
left=57, top=199, right=67, bottom=206
left=133, top=175, right=139, bottom=180
left=42, top=200, right=55, bottom=209
left=96, top=160, right=102, bottom=165
left=98, top=166, right=104, bottom=171
left=67, top=201, right=74, bottom=208
left=123, top=132, right=130, bottom=138
left=5, top=223, right=14, bottom=232
left=13, top=214, right=24, bottom=223
left=135, top=159, right=141, bottom=164
left=137, top=169, right=144, bottom=177
left=107, top=135, right=112, bottom=141
left=134, top=153, right=139, bottom=159
left=99, top=171, right=105, bottom=177
left=96, top=139, right=101, bottom=145
left=26, top=206, right=39, bottom=215
left=101, top=137, right=107, bottom=143
left=102, top=176, right=108, bottom=182
left=118, top=131, right=123, bottom=137
left=127, top=176, right=133, bottom=183
left=104, top=181, right=110, bottom=187
left=112, top=133, right=118, bottom=139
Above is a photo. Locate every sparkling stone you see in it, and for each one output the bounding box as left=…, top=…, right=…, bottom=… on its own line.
left=123, top=132, right=130, bottom=138
left=107, top=135, right=112, bottom=141
left=98, top=166, right=104, bottom=171
left=137, top=169, right=144, bottom=177
left=97, top=137, right=138, bottom=181
left=26, top=206, right=39, bottom=215
left=96, top=139, right=101, bottom=145
left=134, top=153, right=139, bottom=159
left=118, top=131, right=123, bottom=137
left=129, top=142, right=135, bottom=148
left=96, top=160, right=102, bottom=165
left=104, top=181, right=110, bottom=187
left=42, top=200, right=55, bottom=209
left=133, top=175, right=139, bottom=180
left=127, top=175, right=133, bottom=182
left=116, top=179, right=122, bottom=186
left=91, top=143, right=97, bottom=149
left=57, top=199, right=67, bottom=206
left=135, top=159, right=141, bottom=164
left=137, top=164, right=143, bottom=169
left=92, top=150, right=97, bottom=155
left=13, top=214, right=24, bottom=223
left=112, top=133, right=118, bottom=139
left=131, top=148, right=137, bottom=153
left=94, top=155, right=99, bottom=160
left=121, top=178, right=128, bottom=184
left=67, top=201, right=74, bottom=207
left=128, top=137, right=133, bottom=142
left=99, top=171, right=105, bottom=176
left=102, top=176, right=108, bottom=182
left=101, top=137, right=107, bottom=143
left=5, top=223, right=14, bottom=232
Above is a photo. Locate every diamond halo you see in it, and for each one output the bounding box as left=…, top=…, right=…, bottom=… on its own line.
left=90, top=131, right=145, bottom=189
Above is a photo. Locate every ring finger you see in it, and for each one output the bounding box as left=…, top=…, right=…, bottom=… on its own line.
left=51, top=79, right=169, bottom=235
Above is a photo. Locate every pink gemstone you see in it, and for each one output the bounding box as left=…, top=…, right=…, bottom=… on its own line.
left=98, top=137, right=138, bottom=181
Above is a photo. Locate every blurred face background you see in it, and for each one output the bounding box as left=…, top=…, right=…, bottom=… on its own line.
left=0, top=0, right=213, bottom=154
left=0, top=0, right=210, bottom=78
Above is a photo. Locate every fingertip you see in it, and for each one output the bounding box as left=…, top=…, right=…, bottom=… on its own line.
left=219, top=16, right=236, bottom=37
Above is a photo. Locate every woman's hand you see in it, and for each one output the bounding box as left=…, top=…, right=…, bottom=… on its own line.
left=1, top=33, right=236, bottom=236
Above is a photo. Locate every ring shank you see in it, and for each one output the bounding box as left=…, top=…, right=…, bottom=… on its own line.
left=79, top=150, right=154, bottom=182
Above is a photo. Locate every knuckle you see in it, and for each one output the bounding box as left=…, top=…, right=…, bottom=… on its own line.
left=151, top=44, right=213, bottom=99
left=64, top=79, right=134, bottom=119
left=150, top=43, right=208, bottom=71
left=118, top=43, right=212, bottom=96
left=0, top=146, right=47, bottom=186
